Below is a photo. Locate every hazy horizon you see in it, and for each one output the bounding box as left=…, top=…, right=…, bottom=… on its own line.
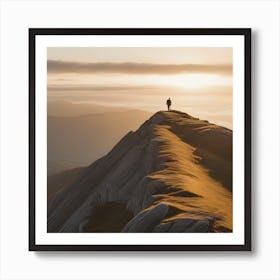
left=48, top=47, right=232, bottom=129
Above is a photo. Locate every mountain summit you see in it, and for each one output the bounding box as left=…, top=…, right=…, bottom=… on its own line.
left=48, top=110, right=232, bottom=233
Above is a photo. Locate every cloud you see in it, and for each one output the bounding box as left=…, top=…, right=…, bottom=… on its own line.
left=47, top=84, right=232, bottom=101
left=47, top=85, right=159, bottom=92
left=47, top=85, right=232, bottom=99
left=47, top=60, right=232, bottom=76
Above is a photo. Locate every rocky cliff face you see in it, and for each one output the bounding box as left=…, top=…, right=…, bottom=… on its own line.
left=47, top=110, right=232, bottom=233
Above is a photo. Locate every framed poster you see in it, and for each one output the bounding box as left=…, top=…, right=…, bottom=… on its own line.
left=29, top=28, right=251, bottom=251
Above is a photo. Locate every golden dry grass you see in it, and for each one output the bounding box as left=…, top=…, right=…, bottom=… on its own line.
left=148, top=112, right=232, bottom=231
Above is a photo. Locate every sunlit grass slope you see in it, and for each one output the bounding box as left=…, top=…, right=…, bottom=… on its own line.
left=147, top=111, right=232, bottom=231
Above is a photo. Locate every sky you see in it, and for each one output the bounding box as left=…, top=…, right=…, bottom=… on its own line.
left=47, top=47, right=232, bottom=128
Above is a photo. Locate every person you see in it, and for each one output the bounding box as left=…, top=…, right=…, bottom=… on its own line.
left=166, top=98, right=172, bottom=111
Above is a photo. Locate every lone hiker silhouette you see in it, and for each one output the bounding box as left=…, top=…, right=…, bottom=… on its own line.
left=166, top=98, right=172, bottom=111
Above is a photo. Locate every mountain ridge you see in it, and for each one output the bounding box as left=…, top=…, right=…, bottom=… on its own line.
left=47, top=110, right=232, bottom=233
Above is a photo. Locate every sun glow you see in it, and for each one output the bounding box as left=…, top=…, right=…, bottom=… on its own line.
left=147, top=74, right=232, bottom=90
left=48, top=73, right=232, bottom=91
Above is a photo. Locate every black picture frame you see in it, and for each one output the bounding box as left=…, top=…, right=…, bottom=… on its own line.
left=29, top=28, right=251, bottom=251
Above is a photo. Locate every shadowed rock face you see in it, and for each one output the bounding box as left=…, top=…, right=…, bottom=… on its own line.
left=47, top=110, right=232, bottom=233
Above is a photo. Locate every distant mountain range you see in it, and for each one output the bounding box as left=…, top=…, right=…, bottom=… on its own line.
left=47, top=160, right=84, bottom=176
left=48, top=109, right=153, bottom=165
left=47, top=110, right=232, bottom=233
left=48, top=100, right=127, bottom=117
